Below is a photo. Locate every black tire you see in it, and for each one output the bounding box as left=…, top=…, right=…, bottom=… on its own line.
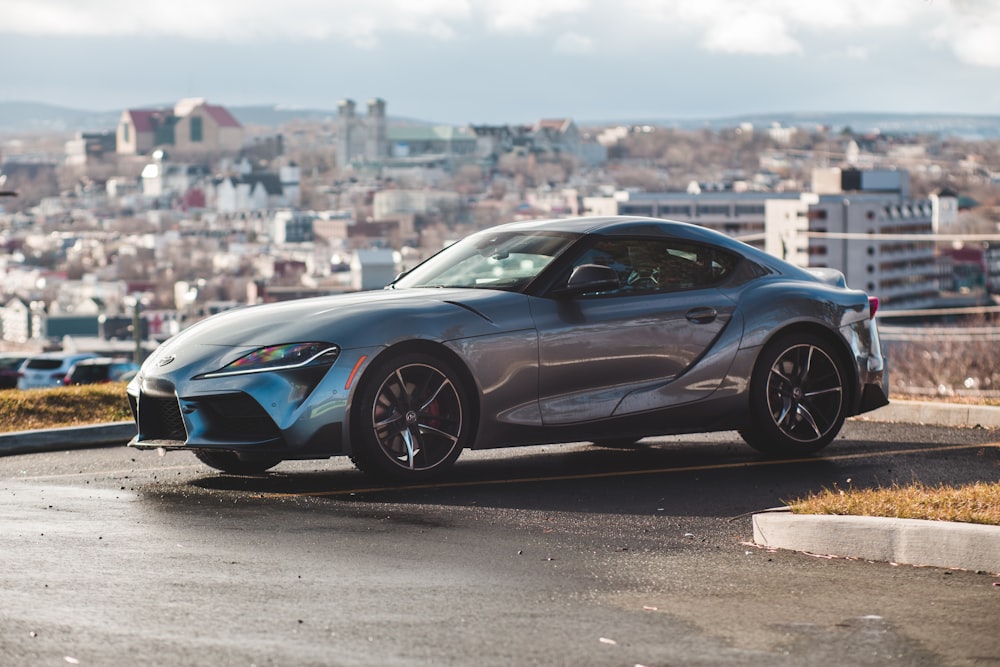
left=739, top=332, right=849, bottom=456
left=350, top=352, right=473, bottom=481
left=194, top=450, right=282, bottom=475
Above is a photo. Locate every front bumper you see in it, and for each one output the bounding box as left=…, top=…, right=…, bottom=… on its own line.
left=127, top=346, right=379, bottom=459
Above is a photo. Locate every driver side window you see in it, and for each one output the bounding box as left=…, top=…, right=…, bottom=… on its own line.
left=570, top=238, right=736, bottom=296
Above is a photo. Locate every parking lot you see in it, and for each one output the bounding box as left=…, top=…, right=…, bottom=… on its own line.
left=2, top=420, right=999, bottom=666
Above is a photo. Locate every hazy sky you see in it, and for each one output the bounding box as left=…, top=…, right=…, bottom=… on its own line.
left=2, top=0, right=998, bottom=124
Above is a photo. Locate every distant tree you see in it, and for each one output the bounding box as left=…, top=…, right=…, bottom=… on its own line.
left=611, top=166, right=670, bottom=191
left=450, top=164, right=485, bottom=195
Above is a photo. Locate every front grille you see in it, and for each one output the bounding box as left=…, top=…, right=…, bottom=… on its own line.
left=196, top=393, right=281, bottom=442
left=138, top=395, right=187, bottom=442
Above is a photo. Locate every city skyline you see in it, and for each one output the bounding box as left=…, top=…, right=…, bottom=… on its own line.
left=2, top=0, right=999, bottom=125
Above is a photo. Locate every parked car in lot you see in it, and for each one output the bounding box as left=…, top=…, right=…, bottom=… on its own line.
left=0, top=354, right=28, bottom=390
left=63, top=357, right=140, bottom=385
left=16, top=352, right=100, bottom=389
left=127, top=216, right=889, bottom=481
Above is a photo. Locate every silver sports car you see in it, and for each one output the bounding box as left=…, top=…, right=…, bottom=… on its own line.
left=127, top=216, right=888, bottom=480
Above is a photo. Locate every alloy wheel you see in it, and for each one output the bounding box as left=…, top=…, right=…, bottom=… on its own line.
left=764, top=343, right=844, bottom=443
left=370, top=362, right=464, bottom=471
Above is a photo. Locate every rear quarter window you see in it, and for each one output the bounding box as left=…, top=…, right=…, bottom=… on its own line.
left=27, top=359, right=64, bottom=371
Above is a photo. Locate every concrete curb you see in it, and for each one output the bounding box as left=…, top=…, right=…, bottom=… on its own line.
left=859, top=398, right=1000, bottom=429
left=753, top=510, right=1000, bottom=575
left=0, top=422, right=135, bottom=456
left=745, top=399, right=1000, bottom=575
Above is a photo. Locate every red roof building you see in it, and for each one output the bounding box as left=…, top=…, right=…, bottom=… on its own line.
left=117, top=98, right=244, bottom=156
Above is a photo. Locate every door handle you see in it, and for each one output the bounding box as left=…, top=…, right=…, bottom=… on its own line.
left=685, top=307, right=717, bottom=324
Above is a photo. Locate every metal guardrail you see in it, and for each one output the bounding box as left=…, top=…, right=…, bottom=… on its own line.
left=879, top=325, right=1000, bottom=342
left=877, top=305, right=1000, bottom=319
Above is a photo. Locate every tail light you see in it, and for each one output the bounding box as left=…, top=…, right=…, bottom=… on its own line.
left=868, top=296, right=879, bottom=319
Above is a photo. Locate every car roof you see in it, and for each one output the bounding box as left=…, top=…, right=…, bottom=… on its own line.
left=25, top=351, right=98, bottom=360
left=492, top=215, right=741, bottom=247
left=495, top=215, right=692, bottom=234
left=72, top=357, right=132, bottom=366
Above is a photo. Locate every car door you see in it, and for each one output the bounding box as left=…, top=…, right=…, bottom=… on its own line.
left=528, top=236, right=738, bottom=425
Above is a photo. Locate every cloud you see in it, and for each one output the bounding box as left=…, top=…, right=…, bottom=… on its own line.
left=620, top=0, right=1000, bottom=65
left=1, top=0, right=472, bottom=45
left=553, top=32, right=594, bottom=54
left=700, top=12, right=802, bottom=55
left=843, top=46, right=870, bottom=61
left=476, top=0, right=588, bottom=33
left=2, top=0, right=1000, bottom=70
left=931, top=0, right=1000, bottom=67
left=820, top=46, right=870, bottom=62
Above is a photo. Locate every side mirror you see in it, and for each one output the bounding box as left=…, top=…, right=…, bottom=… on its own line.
left=553, top=264, right=620, bottom=297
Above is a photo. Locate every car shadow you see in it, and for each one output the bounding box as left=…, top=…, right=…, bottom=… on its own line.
left=171, top=422, right=1000, bottom=518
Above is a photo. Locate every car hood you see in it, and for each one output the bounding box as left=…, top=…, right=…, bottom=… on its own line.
left=157, top=288, right=534, bottom=352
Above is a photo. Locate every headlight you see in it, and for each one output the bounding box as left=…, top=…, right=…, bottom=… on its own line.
left=195, top=342, right=340, bottom=379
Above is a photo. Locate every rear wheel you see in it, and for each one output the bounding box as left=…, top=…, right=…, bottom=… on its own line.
left=739, top=332, right=849, bottom=456
left=350, top=352, right=472, bottom=481
left=194, top=450, right=282, bottom=475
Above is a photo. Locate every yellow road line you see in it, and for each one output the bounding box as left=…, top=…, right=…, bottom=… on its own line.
left=266, top=441, right=1000, bottom=499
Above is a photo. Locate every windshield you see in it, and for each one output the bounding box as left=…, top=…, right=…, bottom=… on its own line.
left=392, top=229, right=579, bottom=292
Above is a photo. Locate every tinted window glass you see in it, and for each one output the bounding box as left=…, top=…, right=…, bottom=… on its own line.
left=71, top=365, right=108, bottom=383
left=565, top=238, right=737, bottom=296
left=0, top=357, right=26, bottom=371
left=27, top=359, right=64, bottom=371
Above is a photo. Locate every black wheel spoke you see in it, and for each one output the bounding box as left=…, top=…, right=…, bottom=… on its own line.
left=374, top=412, right=404, bottom=430
left=417, top=377, right=451, bottom=413
left=400, top=427, right=418, bottom=469
left=773, top=394, right=794, bottom=426
left=805, top=385, right=842, bottom=399
left=795, top=402, right=822, bottom=439
left=799, top=346, right=813, bottom=382
left=417, top=422, right=460, bottom=444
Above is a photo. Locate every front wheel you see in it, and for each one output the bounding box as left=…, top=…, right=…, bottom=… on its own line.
left=739, top=333, right=849, bottom=456
left=194, top=450, right=282, bottom=475
left=350, top=352, right=473, bottom=481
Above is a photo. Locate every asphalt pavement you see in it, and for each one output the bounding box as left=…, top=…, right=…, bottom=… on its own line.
left=2, top=399, right=999, bottom=574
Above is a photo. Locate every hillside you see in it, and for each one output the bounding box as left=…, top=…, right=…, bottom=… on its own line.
left=2, top=100, right=999, bottom=138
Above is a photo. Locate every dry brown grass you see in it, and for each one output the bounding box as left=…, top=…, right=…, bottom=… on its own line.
left=0, top=384, right=132, bottom=432
left=882, top=327, right=1000, bottom=401
left=789, top=481, right=1000, bottom=527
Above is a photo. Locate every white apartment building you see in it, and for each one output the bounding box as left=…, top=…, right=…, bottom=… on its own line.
left=582, top=191, right=802, bottom=245
left=768, top=168, right=940, bottom=307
